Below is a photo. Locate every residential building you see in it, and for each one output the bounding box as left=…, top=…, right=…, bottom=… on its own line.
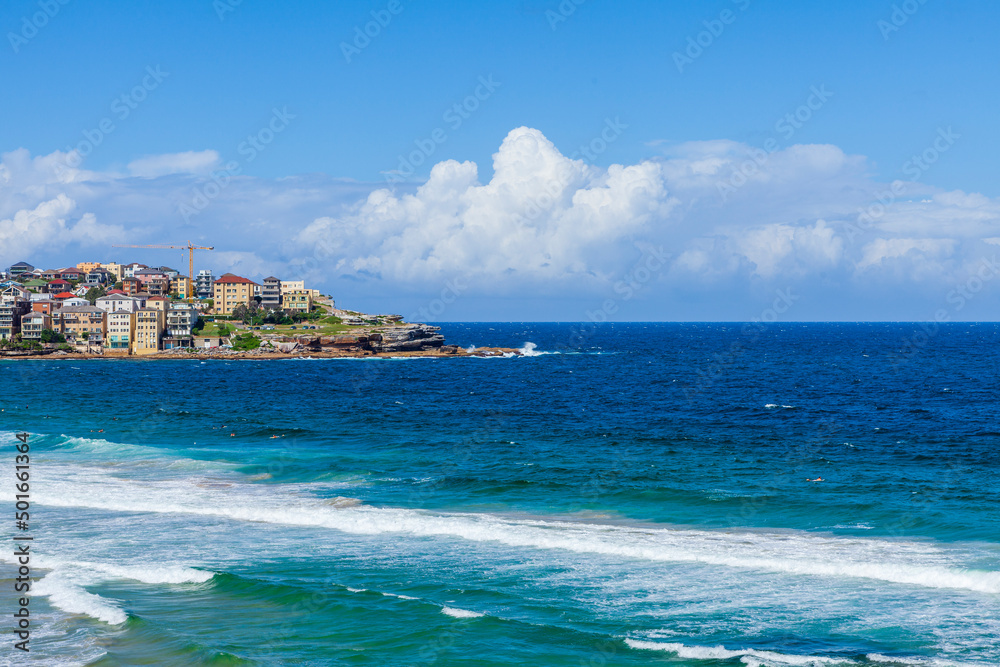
left=164, top=303, right=198, bottom=349
left=62, top=297, right=90, bottom=308
left=20, top=313, right=50, bottom=340
left=0, top=287, right=30, bottom=339
left=101, top=262, right=124, bottom=282
left=52, top=291, right=75, bottom=301
left=159, top=266, right=180, bottom=279
left=32, top=300, right=57, bottom=316
left=132, top=307, right=165, bottom=355
left=170, top=275, right=192, bottom=298
left=122, top=278, right=141, bottom=295
left=283, top=289, right=312, bottom=313
left=86, top=268, right=114, bottom=284
left=58, top=267, right=84, bottom=281
left=8, top=262, right=34, bottom=278
left=261, top=277, right=282, bottom=308
left=280, top=280, right=305, bottom=296
left=76, top=262, right=102, bottom=273
left=47, top=279, right=72, bottom=294
left=123, top=263, right=148, bottom=279
left=145, top=296, right=171, bottom=311
left=212, top=274, right=258, bottom=315
left=52, top=306, right=106, bottom=341
left=40, top=269, right=61, bottom=281
left=131, top=293, right=151, bottom=308
left=96, top=295, right=143, bottom=314
left=145, top=277, right=171, bottom=296
left=105, top=311, right=135, bottom=354
left=196, top=270, right=214, bottom=299
left=23, top=279, right=48, bottom=293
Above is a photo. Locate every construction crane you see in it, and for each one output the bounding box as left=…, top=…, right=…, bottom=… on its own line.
left=111, top=241, right=214, bottom=299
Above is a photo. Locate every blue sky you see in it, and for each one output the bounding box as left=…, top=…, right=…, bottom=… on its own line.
left=3, top=0, right=1000, bottom=320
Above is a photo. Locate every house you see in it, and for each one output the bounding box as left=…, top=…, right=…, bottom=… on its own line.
left=52, top=306, right=106, bottom=341
left=52, top=291, right=75, bottom=301
left=194, top=335, right=223, bottom=348
left=159, top=266, right=180, bottom=279
left=23, top=279, right=48, bottom=293
left=106, top=289, right=126, bottom=296
left=86, top=268, right=114, bottom=284
left=132, top=307, right=165, bottom=355
left=195, top=270, right=214, bottom=299
left=95, top=295, right=143, bottom=314
left=47, top=279, right=72, bottom=294
left=261, top=277, right=282, bottom=308
left=58, top=267, right=84, bottom=281
left=8, top=262, right=34, bottom=277
left=40, top=269, right=61, bottom=281
left=283, top=289, right=312, bottom=313
left=212, top=274, right=258, bottom=315
left=105, top=311, right=135, bottom=354
left=19, top=313, right=50, bottom=340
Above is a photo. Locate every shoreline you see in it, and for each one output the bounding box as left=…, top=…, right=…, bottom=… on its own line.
left=0, top=346, right=524, bottom=361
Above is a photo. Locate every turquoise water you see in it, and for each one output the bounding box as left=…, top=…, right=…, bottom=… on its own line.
left=1, top=323, right=998, bottom=665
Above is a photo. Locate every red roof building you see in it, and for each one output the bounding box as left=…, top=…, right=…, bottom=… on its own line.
left=54, top=291, right=75, bottom=300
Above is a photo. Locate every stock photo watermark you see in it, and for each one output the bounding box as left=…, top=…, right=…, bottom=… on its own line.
left=717, top=84, right=834, bottom=202
left=385, top=75, right=501, bottom=184
left=844, top=126, right=959, bottom=244
left=672, top=0, right=751, bottom=74
left=53, top=65, right=169, bottom=175
left=341, top=0, right=404, bottom=63
left=177, top=106, right=295, bottom=222
left=7, top=0, right=71, bottom=53
left=878, top=0, right=930, bottom=40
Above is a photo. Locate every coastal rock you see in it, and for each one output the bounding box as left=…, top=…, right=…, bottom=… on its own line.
left=373, top=324, right=445, bottom=352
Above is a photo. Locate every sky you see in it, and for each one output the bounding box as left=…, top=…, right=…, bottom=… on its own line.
left=2, top=0, right=1000, bottom=321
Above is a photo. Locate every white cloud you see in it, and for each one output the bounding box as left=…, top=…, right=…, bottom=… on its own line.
left=3, top=128, right=1000, bottom=318
left=293, top=127, right=678, bottom=291
left=127, top=150, right=220, bottom=178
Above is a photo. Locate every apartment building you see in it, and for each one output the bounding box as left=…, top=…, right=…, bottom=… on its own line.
left=133, top=308, right=165, bottom=355
left=20, top=313, right=50, bottom=340
left=261, top=277, right=282, bottom=309
left=52, top=306, right=107, bottom=341
left=105, top=311, right=135, bottom=354
left=212, top=274, right=258, bottom=315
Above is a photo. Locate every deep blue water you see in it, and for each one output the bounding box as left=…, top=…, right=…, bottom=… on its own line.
left=1, top=323, right=998, bottom=666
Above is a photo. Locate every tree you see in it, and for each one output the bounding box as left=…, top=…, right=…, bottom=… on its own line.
left=84, top=286, right=106, bottom=305
left=40, top=329, right=66, bottom=344
left=232, top=303, right=249, bottom=322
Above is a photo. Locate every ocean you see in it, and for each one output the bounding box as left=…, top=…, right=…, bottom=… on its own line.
left=1, top=323, right=998, bottom=666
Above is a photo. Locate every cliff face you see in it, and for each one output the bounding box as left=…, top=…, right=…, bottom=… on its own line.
left=277, top=324, right=446, bottom=353
left=371, top=324, right=445, bottom=352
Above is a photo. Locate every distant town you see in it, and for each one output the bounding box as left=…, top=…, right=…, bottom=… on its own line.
left=0, top=258, right=340, bottom=355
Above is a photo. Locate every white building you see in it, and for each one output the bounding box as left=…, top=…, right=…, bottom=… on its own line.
left=96, top=295, right=143, bottom=314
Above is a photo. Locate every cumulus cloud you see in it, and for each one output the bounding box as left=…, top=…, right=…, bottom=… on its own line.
left=3, top=127, right=1000, bottom=318
left=293, top=127, right=677, bottom=291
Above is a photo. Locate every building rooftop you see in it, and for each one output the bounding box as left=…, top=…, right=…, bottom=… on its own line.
left=214, top=273, right=258, bottom=285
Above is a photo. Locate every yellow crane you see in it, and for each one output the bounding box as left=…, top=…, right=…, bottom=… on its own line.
left=111, top=241, right=214, bottom=299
